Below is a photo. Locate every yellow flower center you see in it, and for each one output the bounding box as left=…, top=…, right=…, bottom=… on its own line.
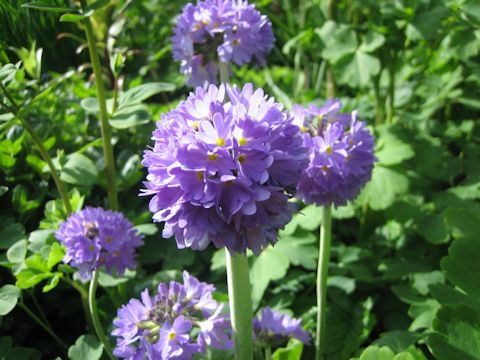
left=197, top=172, right=204, bottom=180
left=168, top=332, right=176, bottom=340
left=325, top=146, right=333, bottom=154
left=192, top=121, right=199, bottom=130
left=300, top=126, right=308, bottom=133
left=232, top=39, right=240, bottom=46
left=89, top=245, right=95, bottom=251
left=238, top=137, right=247, bottom=146
left=317, top=114, right=324, bottom=122
left=322, top=166, right=328, bottom=171
left=216, top=138, right=225, bottom=147
left=106, top=236, right=112, bottom=243
left=208, top=154, right=218, bottom=161
left=238, top=155, right=246, bottom=163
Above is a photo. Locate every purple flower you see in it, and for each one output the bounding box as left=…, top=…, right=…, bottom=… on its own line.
left=172, top=0, right=274, bottom=87
left=294, top=100, right=376, bottom=207
left=142, top=83, right=308, bottom=255
left=55, top=207, right=143, bottom=282
left=111, top=271, right=231, bottom=359
left=253, top=307, right=310, bottom=347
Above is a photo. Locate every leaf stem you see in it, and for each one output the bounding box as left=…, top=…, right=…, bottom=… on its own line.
left=62, top=276, right=95, bottom=333
left=226, top=251, right=254, bottom=360
left=80, top=0, right=119, bottom=211
left=219, top=62, right=230, bottom=84
left=89, top=270, right=115, bottom=360
left=0, top=82, right=72, bottom=214
left=315, top=206, right=332, bottom=360
left=18, top=301, right=68, bottom=351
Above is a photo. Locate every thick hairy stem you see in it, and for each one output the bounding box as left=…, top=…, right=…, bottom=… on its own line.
left=315, top=206, right=332, bottom=360
left=81, top=0, right=119, bottom=211
left=226, top=251, right=254, bottom=360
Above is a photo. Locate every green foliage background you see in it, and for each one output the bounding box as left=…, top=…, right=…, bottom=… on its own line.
left=0, top=0, right=479, bottom=359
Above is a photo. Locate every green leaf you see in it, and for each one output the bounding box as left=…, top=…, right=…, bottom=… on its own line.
left=376, top=132, right=414, bottom=166
left=47, top=242, right=65, bottom=269
left=7, top=240, right=27, bottom=264
left=0, top=222, right=26, bottom=249
left=441, top=234, right=480, bottom=298
left=42, top=272, right=62, bottom=292
left=429, top=305, right=480, bottom=360
left=109, top=105, right=151, bottom=129
left=444, top=208, right=480, bottom=240
left=118, top=82, right=176, bottom=108
left=416, top=214, right=448, bottom=244
left=328, top=275, right=355, bottom=294
left=0, top=64, right=19, bottom=86
left=272, top=339, right=304, bottom=360
left=0, top=285, right=21, bottom=316
left=59, top=153, right=98, bottom=186
left=373, top=331, right=420, bottom=353
left=275, top=231, right=317, bottom=270
left=59, top=12, right=91, bottom=23
left=250, top=247, right=290, bottom=304
left=357, top=166, right=409, bottom=210
left=296, top=205, right=322, bottom=231
left=335, top=50, right=380, bottom=88
left=98, top=269, right=136, bottom=287
left=85, top=0, right=110, bottom=12
left=358, top=346, right=395, bottom=360
left=68, top=335, right=103, bottom=360
left=317, top=21, right=358, bottom=63
left=359, top=32, right=386, bottom=53
left=22, top=2, right=72, bottom=13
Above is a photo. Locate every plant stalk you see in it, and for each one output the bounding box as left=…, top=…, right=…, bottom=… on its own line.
left=0, top=83, right=72, bottom=214
left=89, top=270, right=115, bottom=360
left=19, top=302, right=68, bottom=351
left=219, top=61, right=230, bottom=84
left=81, top=0, right=119, bottom=211
left=325, top=0, right=336, bottom=99
left=315, top=206, right=332, bottom=360
left=226, top=251, right=253, bottom=360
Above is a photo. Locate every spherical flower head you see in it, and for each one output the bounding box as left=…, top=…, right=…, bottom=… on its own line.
left=294, top=99, right=376, bottom=207
left=142, top=83, right=309, bottom=255
left=55, top=207, right=144, bottom=282
left=111, top=271, right=231, bottom=359
left=253, top=307, right=310, bottom=348
left=172, top=0, right=274, bottom=87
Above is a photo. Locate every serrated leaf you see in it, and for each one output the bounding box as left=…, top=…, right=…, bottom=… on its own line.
left=373, top=331, right=420, bottom=353
left=296, top=205, right=322, bottom=231
left=250, top=247, right=290, bottom=305
left=272, top=339, right=304, bottom=360
left=42, top=273, right=62, bottom=292
left=0, top=285, right=21, bottom=316
left=359, top=32, right=386, bottom=53
left=429, top=305, right=480, bottom=360
left=68, top=335, right=103, bottom=360
left=98, top=269, right=136, bottom=287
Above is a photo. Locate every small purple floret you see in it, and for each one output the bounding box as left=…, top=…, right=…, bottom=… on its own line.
left=172, top=0, right=275, bottom=87
left=293, top=100, right=376, bottom=207
left=253, top=307, right=310, bottom=347
left=55, top=207, right=144, bottom=282
left=141, top=83, right=309, bottom=255
left=111, top=271, right=231, bottom=359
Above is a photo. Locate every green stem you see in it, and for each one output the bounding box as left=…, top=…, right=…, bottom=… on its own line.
left=81, top=0, right=118, bottom=211
left=315, top=206, right=332, bottom=360
left=28, top=290, right=51, bottom=328
left=219, top=62, right=230, bottom=84
left=62, top=277, right=95, bottom=333
left=18, top=302, right=68, bottom=351
left=226, top=251, right=253, bottom=360
left=325, top=0, right=336, bottom=99
left=386, top=52, right=396, bottom=124
left=0, top=83, right=72, bottom=214
left=265, top=346, right=272, bottom=360
left=89, top=270, right=115, bottom=360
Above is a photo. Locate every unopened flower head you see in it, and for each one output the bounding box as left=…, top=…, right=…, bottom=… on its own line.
left=55, top=207, right=143, bottom=282
left=172, top=0, right=274, bottom=87
left=253, top=307, right=310, bottom=347
left=111, top=271, right=231, bottom=359
left=293, top=99, right=376, bottom=207
left=142, top=83, right=308, bottom=255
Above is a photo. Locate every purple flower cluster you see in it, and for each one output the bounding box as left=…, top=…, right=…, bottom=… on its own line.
left=253, top=307, right=310, bottom=347
left=292, top=99, right=376, bottom=207
left=111, top=271, right=231, bottom=359
left=142, top=83, right=308, bottom=255
left=55, top=207, right=143, bottom=282
left=172, top=0, right=274, bottom=87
